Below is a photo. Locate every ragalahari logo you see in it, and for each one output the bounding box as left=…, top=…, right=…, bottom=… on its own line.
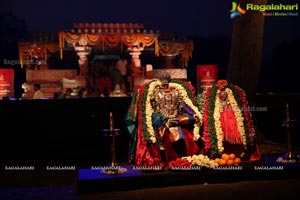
left=230, top=2, right=247, bottom=19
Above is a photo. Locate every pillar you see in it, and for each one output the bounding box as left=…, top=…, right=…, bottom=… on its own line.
left=74, top=44, right=91, bottom=88
left=128, top=45, right=144, bottom=68
left=128, top=44, right=144, bottom=92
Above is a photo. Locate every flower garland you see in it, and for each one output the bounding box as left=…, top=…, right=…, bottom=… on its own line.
left=168, top=154, right=218, bottom=169
left=212, top=88, right=247, bottom=153
left=172, top=80, right=197, bottom=104
left=137, top=81, right=153, bottom=142
left=200, top=81, right=255, bottom=157
left=184, top=154, right=218, bottom=168
left=214, top=91, right=225, bottom=153
left=144, top=80, right=160, bottom=143
left=138, top=80, right=202, bottom=143
left=229, top=84, right=256, bottom=143
left=225, top=88, right=247, bottom=146
left=206, top=86, right=219, bottom=156
left=168, top=82, right=201, bottom=141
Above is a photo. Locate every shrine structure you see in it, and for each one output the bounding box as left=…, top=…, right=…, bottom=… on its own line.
left=19, top=23, right=194, bottom=98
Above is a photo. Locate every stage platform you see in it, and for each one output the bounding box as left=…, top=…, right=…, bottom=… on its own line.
left=77, top=155, right=300, bottom=194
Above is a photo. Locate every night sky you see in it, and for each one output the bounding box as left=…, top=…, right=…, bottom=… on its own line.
left=3, top=0, right=234, bottom=37
left=1, top=0, right=300, bottom=93
left=2, top=0, right=298, bottom=38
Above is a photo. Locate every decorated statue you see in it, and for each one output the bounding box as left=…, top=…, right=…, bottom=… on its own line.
left=197, top=80, right=260, bottom=161
left=125, top=73, right=203, bottom=166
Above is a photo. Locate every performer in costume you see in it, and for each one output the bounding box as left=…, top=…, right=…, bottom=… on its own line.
left=125, top=73, right=203, bottom=166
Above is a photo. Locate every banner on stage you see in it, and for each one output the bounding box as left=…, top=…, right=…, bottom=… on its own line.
left=0, top=68, right=14, bottom=99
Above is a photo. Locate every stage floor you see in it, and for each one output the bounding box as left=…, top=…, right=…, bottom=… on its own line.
left=1, top=155, right=299, bottom=200
left=77, top=155, right=300, bottom=194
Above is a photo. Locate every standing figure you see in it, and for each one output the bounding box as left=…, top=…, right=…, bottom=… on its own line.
left=33, top=84, right=44, bottom=99
left=109, top=61, right=122, bottom=90
left=116, top=54, right=129, bottom=91
left=97, top=71, right=112, bottom=97
left=116, top=54, right=129, bottom=79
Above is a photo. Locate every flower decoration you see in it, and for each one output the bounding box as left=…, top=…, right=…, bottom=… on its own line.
left=168, top=154, right=218, bottom=170
left=216, top=80, right=228, bottom=91
left=137, top=79, right=202, bottom=143
left=168, top=158, right=193, bottom=169
left=185, top=154, right=218, bottom=168
left=199, top=80, right=256, bottom=157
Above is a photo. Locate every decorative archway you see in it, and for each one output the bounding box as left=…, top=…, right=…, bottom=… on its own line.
left=59, top=23, right=159, bottom=78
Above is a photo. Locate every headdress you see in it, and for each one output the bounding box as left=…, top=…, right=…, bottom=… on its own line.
left=216, top=80, right=228, bottom=91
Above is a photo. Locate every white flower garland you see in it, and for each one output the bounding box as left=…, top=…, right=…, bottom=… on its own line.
left=145, top=80, right=201, bottom=143
left=214, top=93, right=225, bottom=153
left=169, top=82, right=202, bottom=141
left=184, top=154, right=218, bottom=168
left=213, top=88, right=247, bottom=153
left=225, top=88, right=247, bottom=146
left=145, top=81, right=160, bottom=143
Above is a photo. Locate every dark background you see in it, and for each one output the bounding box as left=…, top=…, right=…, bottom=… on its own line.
left=0, top=0, right=299, bottom=167
left=0, top=0, right=299, bottom=98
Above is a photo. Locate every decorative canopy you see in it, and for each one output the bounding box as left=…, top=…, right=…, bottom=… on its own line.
left=59, top=32, right=159, bottom=58
left=18, top=23, right=194, bottom=68
left=59, top=23, right=193, bottom=67
left=59, top=23, right=159, bottom=59
left=158, top=40, right=193, bottom=68
left=18, top=35, right=59, bottom=68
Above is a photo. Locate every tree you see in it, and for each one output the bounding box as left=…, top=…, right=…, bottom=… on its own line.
left=0, top=10, right=30, bottom=61
left=0, top=10, right=30, bottom=98
left=227, top=0, right=267, bottom=106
